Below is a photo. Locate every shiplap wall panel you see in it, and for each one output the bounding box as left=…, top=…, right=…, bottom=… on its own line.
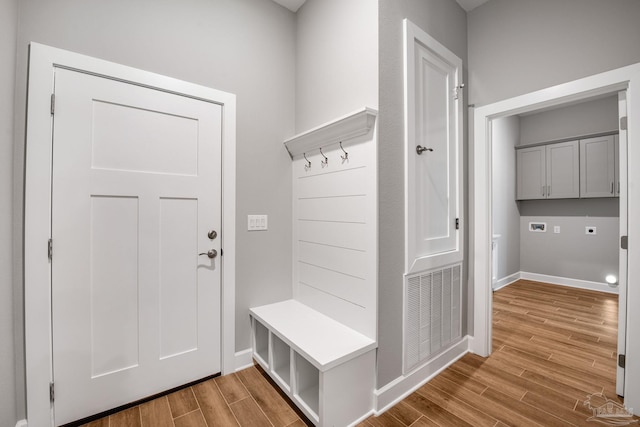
left=297, top=283, right=370, bottom=338
left=297, top=167, right=367, bottom=198
left=298, top=221, right=367, bottom=251
left=292, top=122, right=377, bottom=339
left=298, top=262, right=367, bottom=308
left=298, top=196, right=367, bottom=223
left=298, top=241, right=367, bottom=279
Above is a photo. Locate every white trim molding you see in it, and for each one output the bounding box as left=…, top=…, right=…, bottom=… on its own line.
left=520, top=272, right=618, bottom=294
left=234, top=349, right=254, bottom=372
left=493, top=272, right=521, bottom=291
left=15, top=420, right=28, bottom=427
left=374, top=336, right=469, bottom=414
left=472, top=62, right=640, bottom=413
left=24, top=43, right=236, bottom=426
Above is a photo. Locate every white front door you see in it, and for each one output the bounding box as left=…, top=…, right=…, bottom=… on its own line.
left=51, top=67, right=222, bottom=425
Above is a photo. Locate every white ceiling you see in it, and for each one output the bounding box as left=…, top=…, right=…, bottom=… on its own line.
left=455, top=0, right=490, bottom=12
left=272, top=0, right=306, bottom=13
left=272, top=0, right=490, bottom=14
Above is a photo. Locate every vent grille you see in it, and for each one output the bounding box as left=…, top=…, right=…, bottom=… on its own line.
left=404, top=264, right=462, bottom=374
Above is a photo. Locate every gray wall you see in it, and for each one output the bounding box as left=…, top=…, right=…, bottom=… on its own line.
left=295, top=0, right=378, bottom=132
left=378, top=0, right=467, bottom=389
left=519, top=95, right=619, bottom=146
left=520, top=216, right=619, bottom=283
left=12, top=0, right=296, bottom=419
left=491, top=116, right=521, bottom=283
left=1, top=0, right=18, bottom=425
left=468, top=0, right=640, bottom=106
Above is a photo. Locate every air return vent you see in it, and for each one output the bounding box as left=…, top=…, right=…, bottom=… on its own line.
left=404, top=264, right=462, bottom=374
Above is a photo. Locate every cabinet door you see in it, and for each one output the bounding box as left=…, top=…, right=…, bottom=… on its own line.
left=546, top=140, right=579, bottom=199
left=516, top=146, right=546, bottom=200
left=580, top=135, right=615, bottom=198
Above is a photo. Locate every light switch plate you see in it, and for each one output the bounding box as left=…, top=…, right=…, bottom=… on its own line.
left=554, top=226, right=560, bottom=234
left=248, top=215, right=268, bottom=231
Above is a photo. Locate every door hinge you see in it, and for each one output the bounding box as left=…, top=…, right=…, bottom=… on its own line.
left=50, top=94, right=55, bottom=115
left=48, top=239, right=53, bottom=260
left=620, top=116, right=628, bottom=131
left=621, top=235, right=628, bottom=250
left=49, top=382, right=55, bottom=402
left=455, top=218, right=460, bottom=230
left=453, top=83, right=465, bottom=101
left=220, top=248, right=224, bottom=256
left=619, top=354, right=626, bottom=369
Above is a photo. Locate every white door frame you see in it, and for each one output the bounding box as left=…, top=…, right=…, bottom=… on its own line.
left=24, top=43, right=236, bottom=426
left=472, top=63, right=640, bottom=411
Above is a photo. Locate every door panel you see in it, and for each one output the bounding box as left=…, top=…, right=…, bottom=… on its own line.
left=405, top=19, right=463, bottom=274
left=51, top=68, right=222, bottom=425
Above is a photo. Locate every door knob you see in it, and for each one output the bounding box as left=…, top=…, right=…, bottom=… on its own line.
left=199, top=249, right=217, bottom=259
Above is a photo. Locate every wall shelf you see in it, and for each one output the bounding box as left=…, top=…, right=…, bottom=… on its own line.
left=283, top=107, right=377, bottom=157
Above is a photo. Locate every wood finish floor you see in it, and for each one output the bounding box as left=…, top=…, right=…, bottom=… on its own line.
left=360, top=279, right=635, bottom=427
left=82, top=280, right=636, bottom=426
left=80, top=365, right=312, bottom=427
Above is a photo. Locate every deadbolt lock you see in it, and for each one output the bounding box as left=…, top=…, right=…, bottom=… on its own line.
left=208, top=230, right=217, bottom=240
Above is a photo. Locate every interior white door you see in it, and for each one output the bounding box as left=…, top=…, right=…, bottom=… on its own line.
left=617, top=91, right=628, bottom=396
left=51, top=67, right=222, bottom=425
left=405, top=19, right=463, bottom=274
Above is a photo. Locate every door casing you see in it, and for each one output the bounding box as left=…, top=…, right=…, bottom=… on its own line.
left=24, top=43, right=236, bottom=426
left=471, top=63, right=640, bottom=412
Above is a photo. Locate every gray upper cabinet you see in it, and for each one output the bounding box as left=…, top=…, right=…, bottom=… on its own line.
left=516, top=146, right=546, bottom=200
left=580, top=135, right=616, bottom=198
left=516, top=140, right=579, bottom=200
left=546, top=140, right=580, bottom=199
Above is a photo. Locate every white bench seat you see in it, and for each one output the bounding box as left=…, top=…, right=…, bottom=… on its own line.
left=250, top=299, right=376, bottom=371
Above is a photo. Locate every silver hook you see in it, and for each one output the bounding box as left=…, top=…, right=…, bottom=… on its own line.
left=319, top=147, right=328, bottom=167
left=303, top=153, right=311, bottom=171
left=339, top=141, right=349, bottom=163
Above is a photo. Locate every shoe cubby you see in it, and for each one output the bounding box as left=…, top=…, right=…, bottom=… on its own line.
left=271, top=333, right=291, bottom=391
left=250, top=300, right=377, bottom=426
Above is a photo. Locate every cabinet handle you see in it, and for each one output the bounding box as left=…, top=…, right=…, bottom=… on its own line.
left=611, top=182, right=614, bottom=194
left=548, top=185, right=551, bottom=197
left=542, top=186, right=545, bottom=197
left=618, top=182, right=620, bottom=194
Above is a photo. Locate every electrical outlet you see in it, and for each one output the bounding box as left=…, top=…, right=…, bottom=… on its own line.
left=248, top=215, right=268, bottom=231
left=586, top=226, right=597, bottom=235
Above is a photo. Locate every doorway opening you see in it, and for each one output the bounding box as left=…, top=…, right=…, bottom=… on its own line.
left=471, top=63, right=640, bottom=410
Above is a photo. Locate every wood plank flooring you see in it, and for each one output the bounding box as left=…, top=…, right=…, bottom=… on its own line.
left=360, top=279, right=637, bottom=427
left=80, top=364, right=312, bottom=427
left=82, top=280, right=636, bottom=426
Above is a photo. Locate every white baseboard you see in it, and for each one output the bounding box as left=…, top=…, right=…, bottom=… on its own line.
left=493, top=272, right=521, bottom=291
left=373, top=336, right=469, bottom=414
left=15, top=420, right=28, bottom=427
left=520, top=271, right=618, bottom=294
left=235, top=348, right=254, bottom=372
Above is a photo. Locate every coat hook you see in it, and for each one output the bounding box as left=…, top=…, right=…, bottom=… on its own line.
left=320, top=147, right=328, bottom=167
left=339, top=141, right=349, bottom=163
left=303, top=153, right=311, bottom=171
